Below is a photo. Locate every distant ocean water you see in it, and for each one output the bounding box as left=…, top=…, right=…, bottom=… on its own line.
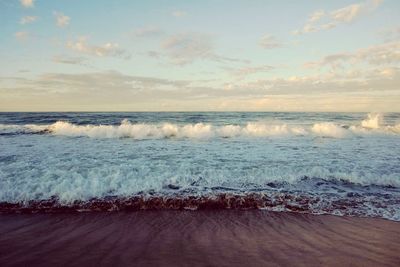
left=0, top=112, right=399, bottom=220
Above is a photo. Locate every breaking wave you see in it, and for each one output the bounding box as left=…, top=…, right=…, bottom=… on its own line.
left=1, top=112, right=399, bottom=221
left=0, top=113, right=399, bottom=139
left=1, top=188, right=399, bottom=221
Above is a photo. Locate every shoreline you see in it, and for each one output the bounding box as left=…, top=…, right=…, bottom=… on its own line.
left=1, top=191, right=397, bottom=222
left=0, top=211, right=399, bottom=266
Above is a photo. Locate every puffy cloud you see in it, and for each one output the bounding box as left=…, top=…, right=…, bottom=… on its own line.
left=308, top=10, right=325, bottom=23
left=66, top=37, right=130, bottom=59
left=305, top=41, right=400, bottom=68
left=14, top=31, right=29, bottom=40
left=259, top=35, right=282, bottom=49
left=54, top=12, right=70, bottom=27
left=331, top=4, right=363, bottom=23
left=294, top=0, right=384, bottom=35
left=160, top=33, right=248, bottom=65
left=358, top=42, right=400, bottom=65
left=20, top=0, right=34, bottom=8
left=20, top=16, right=38, bottom=25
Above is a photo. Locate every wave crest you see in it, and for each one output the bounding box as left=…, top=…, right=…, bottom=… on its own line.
left=1, top=113, right=399, bottom=139
left=1, top=192, right=399, bottom=221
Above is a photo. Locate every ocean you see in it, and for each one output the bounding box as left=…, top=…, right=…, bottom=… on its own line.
left=0, top=112, right=399, bottom=221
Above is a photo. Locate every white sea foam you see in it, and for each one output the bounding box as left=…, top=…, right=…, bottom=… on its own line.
left=0, top=112, right=399, bottom=140
left=0, top=161, right=399, bottom=204
left=45, top=121, right=313, bottom=138
left=1, top=112, right=399, bottom=220
left=361, top=113, right=382, bottom=129
left=311, top=122, right=349, bottom=138
left=1, top=114, right=400, bottom=139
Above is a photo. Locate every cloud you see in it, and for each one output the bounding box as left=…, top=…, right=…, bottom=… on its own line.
left=146, top=51, right=161, bottom=58
left=331, top=4, right=363, bottom=23
left=219, top=66, right=400, bottom=102
left=20, top=16, right=38, bottom=25
left=308, top=10, right=325, bottom=23
left=379, top=26, right=400, bottom=42
left=20, top=0, right=34, bottom=8
left=52, top=56, right=87, bottom=65
left=47, top=71, right=190, bottom=88
left=224, top=65, right=275, bottom=79
left=259, top=35, right=283, bottom=49
left=161, top=33, right=214, bottom=65
left=67, top=37, right=130, bottom=59
left=14, top=31, right=29, bottom=40
left=305, top=41, right=400, bottom=69
left=294, top=0, right=384, bottom=35
left=216, top=92, right=400, bottom=112
left=54, top=12, right=70, bottom=27
left=134, top=26, right=163, bottom=37
left=160, top=32, right=248, bottom=65
left=2, top=67, right=399, bottom=111
left=171, top=10, right=187, bottom=17
left=0, top=71, right=193, bottom=99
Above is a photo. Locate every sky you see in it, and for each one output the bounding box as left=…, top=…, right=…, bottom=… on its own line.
left=0, top=0, right=399, bottom=112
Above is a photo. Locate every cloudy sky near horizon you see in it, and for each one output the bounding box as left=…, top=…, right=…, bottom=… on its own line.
left=1, top=0, right=399, bottom=111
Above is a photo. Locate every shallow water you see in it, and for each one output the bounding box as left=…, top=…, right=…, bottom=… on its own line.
left=0, top=112, right=399, bottom=220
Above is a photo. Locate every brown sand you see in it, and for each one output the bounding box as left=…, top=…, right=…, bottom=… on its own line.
left=0, top=211, right=399, bottom=267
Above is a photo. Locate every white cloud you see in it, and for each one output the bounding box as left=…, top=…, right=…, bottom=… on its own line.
left=294, top=0, right=384, bottom=35
left=54, top=12, right=70, bottom=27
left=171, top=10, right=187, bottom=17
left=259, top=35, right=282, bottom=49
left=20, top=0, right=34, bottom=8
left=2, top=67, right=399, bottom=111
left=305, top=41, right=400, bottom=69
left=308, top=10, right=325, bottom=23
left=331, top=4, right=363, bottom=23
left=134, top=26, right=163, bottom=37
left=161, top=33, right=214, bottom=65
left=52, top=56, right=87, bottom=65
left=160, top=32, right=249, bottom=65
left=217, top=66, right=400, bottom=105
left=14, top=31, right=29, bottom=40
left=67, top=37, right=130, bottom=59
left=20, top=16, right=38, bottom=25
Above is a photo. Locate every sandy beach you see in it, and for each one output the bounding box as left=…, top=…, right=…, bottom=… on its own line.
left=2, top=0, right=400, bottom=265
left=0, top=211, right=399, bottom=266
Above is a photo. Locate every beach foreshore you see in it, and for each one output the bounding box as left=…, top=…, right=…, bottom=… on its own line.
left=0, top=211, right=399, bottom=267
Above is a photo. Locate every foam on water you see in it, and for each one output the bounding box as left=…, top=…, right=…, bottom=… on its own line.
left=0, top=112, right=399, bottom=220
left=361, top=113, right=382, bottom=129
left=1, top=113, right=399, bottom=139
left=311, top=122, right=348, bottom=138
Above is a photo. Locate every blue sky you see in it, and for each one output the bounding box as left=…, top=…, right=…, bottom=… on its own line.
left=0, top=0, right=399, bottom=111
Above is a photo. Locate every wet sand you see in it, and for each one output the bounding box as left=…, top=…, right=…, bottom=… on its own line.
left=0, top=211, right=399, bottom=267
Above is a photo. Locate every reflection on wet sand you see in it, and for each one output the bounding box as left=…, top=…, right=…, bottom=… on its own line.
left=0, top=211, right=399, bottom=267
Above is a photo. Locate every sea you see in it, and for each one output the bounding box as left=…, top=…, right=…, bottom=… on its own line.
left=0, top=112, right=399, bottom=221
